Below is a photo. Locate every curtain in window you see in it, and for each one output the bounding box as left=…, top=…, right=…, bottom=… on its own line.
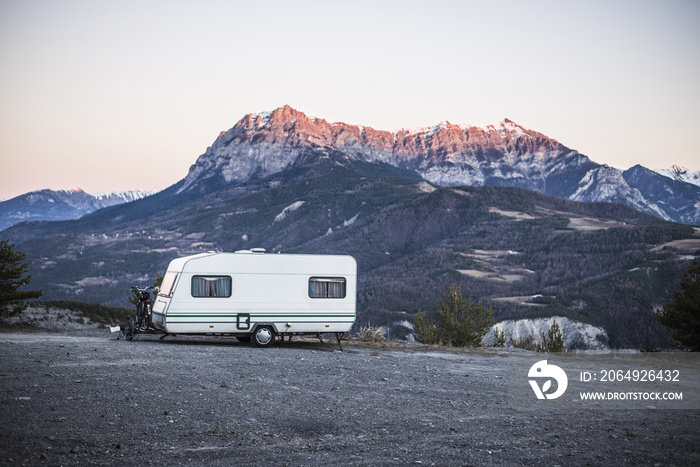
left=192, top=276, right=231, bottom=297
left=309, top=278, right=346, bottom=298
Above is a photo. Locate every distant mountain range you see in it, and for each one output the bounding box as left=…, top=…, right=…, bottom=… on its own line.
left=179, top=105, right=699, bottom=225
left=3, top=106, right=699, bottom=349
left=0, top=188, right=155, bottom=231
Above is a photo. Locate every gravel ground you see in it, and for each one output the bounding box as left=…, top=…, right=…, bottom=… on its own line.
left=0, top=330, right=698, bottom=466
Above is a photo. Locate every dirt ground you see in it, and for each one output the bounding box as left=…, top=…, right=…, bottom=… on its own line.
left=1, top=330, right=698, bottom=466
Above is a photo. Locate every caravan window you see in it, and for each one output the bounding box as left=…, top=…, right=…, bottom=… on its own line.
left=191, top=276, right=232, bottom=298
left=159, top=272, right=179, bottom=297
left=309, top=277, right=346, bottom=299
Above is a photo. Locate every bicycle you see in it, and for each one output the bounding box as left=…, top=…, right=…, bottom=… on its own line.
left=123, top=285, right=157, bottom=339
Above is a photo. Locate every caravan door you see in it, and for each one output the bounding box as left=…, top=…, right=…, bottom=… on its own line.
left=152, top=271, right=179, bottom=331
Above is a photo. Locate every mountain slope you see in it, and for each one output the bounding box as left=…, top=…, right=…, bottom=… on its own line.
left=623, top=165, right=700, bottom=226
left=6, top=156, right=696, bottom=348
left=0, top=188, right=155, bottom=231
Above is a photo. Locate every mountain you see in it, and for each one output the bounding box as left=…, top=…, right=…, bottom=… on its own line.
left=3, top=106, right=699, bottom=349
left=654, top=165, right=700, bottom=188
left=0, top=188, right=156, bottom=231
left=623, top=165, right=700, bottom=226
left=178, top=105, right=695, bottom=224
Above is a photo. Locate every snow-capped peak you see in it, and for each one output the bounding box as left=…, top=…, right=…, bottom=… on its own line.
left=654, top=165, right=700, bottom=188
left=500, top=118, right=526, bottom=135
left=394, top=120, right=475, bottom=137
left=482, top=119, right=527, bottom=136
left=255, top=110, right=273, bottom=121
left=92, top=189, right=158, bottom=202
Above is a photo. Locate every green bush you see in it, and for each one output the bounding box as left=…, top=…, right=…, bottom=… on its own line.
left=413, top=311, right=439, bottom=345
left=414, top=285, right=494, bottom=347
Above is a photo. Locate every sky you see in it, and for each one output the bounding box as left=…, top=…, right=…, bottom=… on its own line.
left=1, top=0, right=698, bottom=200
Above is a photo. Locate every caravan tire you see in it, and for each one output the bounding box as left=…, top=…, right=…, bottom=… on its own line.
left=252, top=326, right=275, bottom=348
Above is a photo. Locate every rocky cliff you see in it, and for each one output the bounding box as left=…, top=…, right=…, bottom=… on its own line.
left=177, top=105, right=691, bottom=223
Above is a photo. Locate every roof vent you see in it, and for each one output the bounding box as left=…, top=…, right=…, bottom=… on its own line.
left=251, top=248, right=266, bottom=254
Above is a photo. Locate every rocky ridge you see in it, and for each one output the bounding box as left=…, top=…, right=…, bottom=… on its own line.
left=178, top=105, right=678, bottom=222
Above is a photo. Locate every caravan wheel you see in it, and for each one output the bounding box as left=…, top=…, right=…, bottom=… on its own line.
left=252, top=326, right=275, bottom=348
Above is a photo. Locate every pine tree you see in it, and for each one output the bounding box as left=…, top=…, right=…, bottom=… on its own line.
left=540, top=320, right=567, bottom=352
left=0, top=240, right=42, bottom=317
left=413, top=285, right=494, bottom=347
left=657, top=259, right=700, bottom=351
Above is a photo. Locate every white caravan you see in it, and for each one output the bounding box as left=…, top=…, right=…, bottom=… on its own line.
left=151, top=249, right=357, bottom=347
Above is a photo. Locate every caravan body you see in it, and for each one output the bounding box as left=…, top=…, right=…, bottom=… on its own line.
left=151, top=250, right=356, bottom=344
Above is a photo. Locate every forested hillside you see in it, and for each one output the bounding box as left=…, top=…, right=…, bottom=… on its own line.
left=5, top=158, right=697, bottom=348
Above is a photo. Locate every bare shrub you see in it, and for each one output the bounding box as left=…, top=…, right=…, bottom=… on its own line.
left=508, top=332, right=540, bottom=351
left=356, top=324, right=387, bottom=343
